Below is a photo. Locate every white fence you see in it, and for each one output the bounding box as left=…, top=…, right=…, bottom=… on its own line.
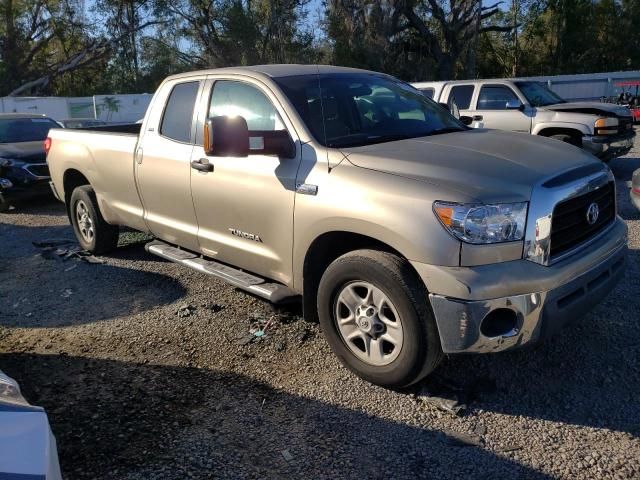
left=514, top=70, right=640, bottom=102
left=3, top=70, right=640, bottom=120
left=0, top=94, right=153, bottom=122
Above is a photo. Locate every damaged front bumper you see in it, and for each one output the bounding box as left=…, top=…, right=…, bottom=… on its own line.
left=582, top=130, right=635, bottom=160
left=413, top=218, right=627, bottom=354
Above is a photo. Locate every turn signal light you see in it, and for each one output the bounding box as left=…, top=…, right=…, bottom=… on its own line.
left=434, top=205, right=454, bottom=226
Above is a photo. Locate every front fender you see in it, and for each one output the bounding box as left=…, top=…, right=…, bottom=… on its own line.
left=532, top=122, right=592, bottom=136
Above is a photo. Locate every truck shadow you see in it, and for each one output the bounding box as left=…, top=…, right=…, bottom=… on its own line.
left=0, top=223, right=186, bottom=328
left=0, top=352, right=553, bottom=480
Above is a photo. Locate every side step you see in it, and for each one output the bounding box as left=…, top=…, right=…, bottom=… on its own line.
left=145, top=240, right=298, bottom=303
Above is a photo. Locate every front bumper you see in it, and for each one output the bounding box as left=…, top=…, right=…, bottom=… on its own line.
left=414, top=218, right=627, bottom=354
left=582, top=130, right=635, bottom=159
left=0, top=163, right=52, bottom=203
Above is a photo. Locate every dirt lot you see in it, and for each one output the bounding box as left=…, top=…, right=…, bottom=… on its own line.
left=1, top=147, right=640, bottom=479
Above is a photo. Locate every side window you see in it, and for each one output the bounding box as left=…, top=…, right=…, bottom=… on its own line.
left=448, top=85, right=474, bottom=110
left=160, top=81, right=200, bottom=143
left=209, top=80, right=284, bottom=131
left=477, top=85, right=519, bottom=110
left=420, top=88, right=435, bottom=99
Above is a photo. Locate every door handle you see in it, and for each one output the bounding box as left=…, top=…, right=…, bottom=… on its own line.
left=473, top=115, right=483, bottom=121
left=191, top=158, right=214, bottom=173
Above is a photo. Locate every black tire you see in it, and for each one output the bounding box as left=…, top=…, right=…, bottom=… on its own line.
left=0, top=194, right=9, bottom=213
left=549, top=133, right=580, bottom=147
left=69, top=185, right=119, bottom=254
left=317, top=249, right=443, bottom=389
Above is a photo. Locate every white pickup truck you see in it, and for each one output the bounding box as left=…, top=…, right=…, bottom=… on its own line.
left=46, top=65, right=627, bottom=388
left=413, top=79, right=635, bottom=161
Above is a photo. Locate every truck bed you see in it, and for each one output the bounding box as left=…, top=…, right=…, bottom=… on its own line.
left=47, top=125, right=147, bottom=231
left=72, top=123, right=142, bottom=135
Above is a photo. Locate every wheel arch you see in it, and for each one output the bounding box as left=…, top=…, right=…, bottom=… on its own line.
left=62, top=168, right=91, bottom=216
left=301, top=231, right=426, bottom=323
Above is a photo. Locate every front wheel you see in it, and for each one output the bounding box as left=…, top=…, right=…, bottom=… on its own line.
left=69, top=185, right=119, bottom=254
left=317, top=249, right=443, bottom=389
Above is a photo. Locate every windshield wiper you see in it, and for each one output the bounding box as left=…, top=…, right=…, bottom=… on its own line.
left=425, top=127, right=464, bottom=136
left=328, top=133, right=417, bottom=148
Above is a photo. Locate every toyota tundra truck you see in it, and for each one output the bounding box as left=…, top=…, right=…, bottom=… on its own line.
left=46, top=65, right=627, bottom=388
left=413, top=79, right=635, bottom=161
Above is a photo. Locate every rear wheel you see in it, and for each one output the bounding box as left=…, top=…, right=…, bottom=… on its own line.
left=69, top=186, right=119, bottom=254
left=317, top=249, right=443, bottom=389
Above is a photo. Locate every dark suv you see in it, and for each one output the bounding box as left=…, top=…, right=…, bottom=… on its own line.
left=0, top=113, right=60, bottom=212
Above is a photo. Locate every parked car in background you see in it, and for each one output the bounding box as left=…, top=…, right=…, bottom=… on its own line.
left=47, top=65, right=626, bottom=388
left=0, top=369, right=62, bottom=480
left=413, top=79, right=635, bottom=161
left=59, top=118, right=107, bottom=129
left=0, top=113, right=58, bottom=212
left=631, top=168, right=640, bottom=210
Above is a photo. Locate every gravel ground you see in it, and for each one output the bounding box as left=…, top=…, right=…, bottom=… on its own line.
left=1, top=143, right=640, bottom=479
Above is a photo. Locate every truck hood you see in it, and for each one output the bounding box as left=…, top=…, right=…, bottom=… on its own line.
left=0, top=141, right=46, bottom=163
left=544, top=101, right=630, bottom=118
left=341, top=129, right=598, bottom=203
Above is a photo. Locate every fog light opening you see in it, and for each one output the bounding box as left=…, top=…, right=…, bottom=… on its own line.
left=480, top=308, right=518, bottom=338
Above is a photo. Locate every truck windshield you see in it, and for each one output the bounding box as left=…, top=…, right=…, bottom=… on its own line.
left=275, top=74, right=465, bottom=148
left=515, top=81, right=566, bottom=107
left=0, top=117, right=59, bottom=143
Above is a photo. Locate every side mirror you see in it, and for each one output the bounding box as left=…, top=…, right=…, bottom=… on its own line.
left=506, top=99, right=525, bottom=111
left=204, top=116, right=249, bottom=157
left=204, top=116, right=295, bottom=159
left=249, top=130, right=296, bottom=159
left=459, top=115, right=473, bottom=126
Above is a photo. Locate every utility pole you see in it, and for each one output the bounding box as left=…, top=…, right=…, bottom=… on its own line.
left=512, top=0, right=519, bottom=77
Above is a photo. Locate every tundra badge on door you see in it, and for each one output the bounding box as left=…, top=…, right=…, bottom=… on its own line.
left=229, top=228, right=263, bottom=242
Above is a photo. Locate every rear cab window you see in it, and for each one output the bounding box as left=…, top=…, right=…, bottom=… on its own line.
left=160, top=81, right=200, bottom=143
left=447, top=85, right=475, bottom=110
left=419, top=88, right=435, bottom=99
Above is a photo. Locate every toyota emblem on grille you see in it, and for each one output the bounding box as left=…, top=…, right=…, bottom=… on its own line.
left=586, top=202, right=600, bottom=225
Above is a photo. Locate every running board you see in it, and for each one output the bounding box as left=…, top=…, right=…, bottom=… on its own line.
left=145, top=240, right=298, bottom=303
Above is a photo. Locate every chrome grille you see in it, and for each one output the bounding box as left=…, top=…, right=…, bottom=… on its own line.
left=619, top=116, right=634, bottom=132
left=550, top=181, right=615, bottom=258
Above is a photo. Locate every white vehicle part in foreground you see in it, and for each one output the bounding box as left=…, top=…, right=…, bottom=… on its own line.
left=0, top=371, right=62, bottom=480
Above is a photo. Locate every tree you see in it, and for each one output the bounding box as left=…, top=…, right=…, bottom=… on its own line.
left=394, top=0, right=513, bottom=80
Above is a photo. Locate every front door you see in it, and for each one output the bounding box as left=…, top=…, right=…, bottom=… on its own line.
left=470, top=84, right=533, bottom=133
left=190, top=78, right=300, bottom=285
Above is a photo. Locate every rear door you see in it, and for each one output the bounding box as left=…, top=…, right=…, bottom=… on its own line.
left=189, top=77, right=301, bottom=285
left=444, top=84, right=476, bottom=118
left=135, top=77, right=204, bottom=251
left=470, top=83, right=532, bottom=133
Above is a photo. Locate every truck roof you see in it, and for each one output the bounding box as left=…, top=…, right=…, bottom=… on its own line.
left=0, top=113, right=51, bottom=119
left=164, top=64, right=379, bottom=82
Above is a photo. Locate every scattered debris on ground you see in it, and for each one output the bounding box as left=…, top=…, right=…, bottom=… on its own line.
left=33, top=239, right=104, bottom=264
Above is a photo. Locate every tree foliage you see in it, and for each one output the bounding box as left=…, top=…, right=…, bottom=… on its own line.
left=1, top=0, right=640, bottom=96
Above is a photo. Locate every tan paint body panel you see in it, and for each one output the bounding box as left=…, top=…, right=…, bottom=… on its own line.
left=47, top=65, right=611, bottom=297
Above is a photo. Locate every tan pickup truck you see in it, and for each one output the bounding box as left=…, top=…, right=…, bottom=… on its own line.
left=47, top=65, right=627, bottom=388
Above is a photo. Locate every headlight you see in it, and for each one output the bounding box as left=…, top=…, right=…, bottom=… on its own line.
left=433, top=201, right=528, bottom=244
left=0, top=371, right=28, bottom=406
left=595, top=117, right=619, bottom=135
left=0, top=157, right=14, bottom=167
